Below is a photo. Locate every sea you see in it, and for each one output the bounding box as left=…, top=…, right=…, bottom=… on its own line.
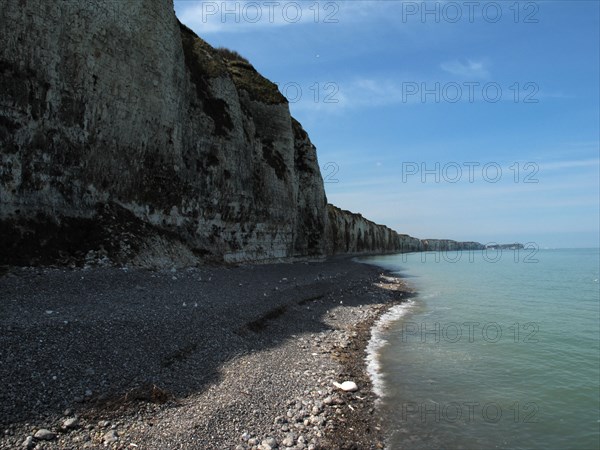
left=360, top=248, right=600, bottom=450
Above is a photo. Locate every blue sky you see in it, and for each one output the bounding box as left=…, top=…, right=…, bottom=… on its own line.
left=173, top=1, right=599, bottom=248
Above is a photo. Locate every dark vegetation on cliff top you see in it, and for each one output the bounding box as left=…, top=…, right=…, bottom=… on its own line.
left=179, top=22, right=286, bottom=106
left=215, top=47, right=250, bottom=64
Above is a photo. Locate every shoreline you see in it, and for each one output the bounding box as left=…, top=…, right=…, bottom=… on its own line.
left=0, top=258, right=414, bottom=449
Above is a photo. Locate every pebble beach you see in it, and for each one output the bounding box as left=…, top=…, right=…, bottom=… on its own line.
left=0, top=258, right=412, bottom=450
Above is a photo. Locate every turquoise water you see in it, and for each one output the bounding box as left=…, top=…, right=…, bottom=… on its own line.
left=361, top=248, right=600, bottom=450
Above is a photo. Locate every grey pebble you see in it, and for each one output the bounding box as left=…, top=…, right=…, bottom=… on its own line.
left=103, top=429, right=119, bottom=444
left=62, top=417, right=78, bottom=429
left=33, top=429, right=56, bottom=440
left=21, top=436, right=34, bottom=449
left=263, top=437, right=277, bottom=447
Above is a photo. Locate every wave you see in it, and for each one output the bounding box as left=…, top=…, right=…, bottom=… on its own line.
left=366, top=300, right=415, bottom=398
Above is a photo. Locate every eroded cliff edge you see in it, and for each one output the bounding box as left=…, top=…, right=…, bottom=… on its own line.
left=0, top=1, right=481, bottom=267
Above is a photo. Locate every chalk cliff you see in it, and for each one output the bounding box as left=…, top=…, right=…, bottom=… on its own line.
left=422, top=239, right=484, bottom=252
left=325, top=205, right=424, bottom=255
left=0, top=0, right=481, bottom=267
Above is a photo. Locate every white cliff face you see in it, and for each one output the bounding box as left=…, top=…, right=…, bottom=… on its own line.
left=0, top=0, right=480, bottom=267
left=325, top=205, right=424, bottom=255
left=0, top=0, right=188, bottom=214
left=0, top=0, right=329, bottom=265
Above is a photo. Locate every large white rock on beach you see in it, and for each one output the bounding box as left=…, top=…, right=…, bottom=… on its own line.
left=333, top=381, right=358, bottom=392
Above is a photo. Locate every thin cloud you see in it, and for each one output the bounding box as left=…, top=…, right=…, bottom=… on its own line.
left=177, top=0, right=339, bottom=33
left=440, top=59, right=490, bottom=78
left=539, top=158, right=600, bottom=171
left=291, top=78, right=406, bottom=112
left=175, top=0, right=405, bottom=34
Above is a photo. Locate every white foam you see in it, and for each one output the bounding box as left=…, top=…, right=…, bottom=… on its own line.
left=365, top=301, right=414, bottom=398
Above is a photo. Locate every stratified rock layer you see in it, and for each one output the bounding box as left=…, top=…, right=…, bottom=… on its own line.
left=0, top=0, right=482, bottom=267
left=325, top=205, right=424, bottom=255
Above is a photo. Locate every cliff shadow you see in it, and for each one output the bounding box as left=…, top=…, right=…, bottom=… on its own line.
left=0, top=257, right=416, bottom=429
